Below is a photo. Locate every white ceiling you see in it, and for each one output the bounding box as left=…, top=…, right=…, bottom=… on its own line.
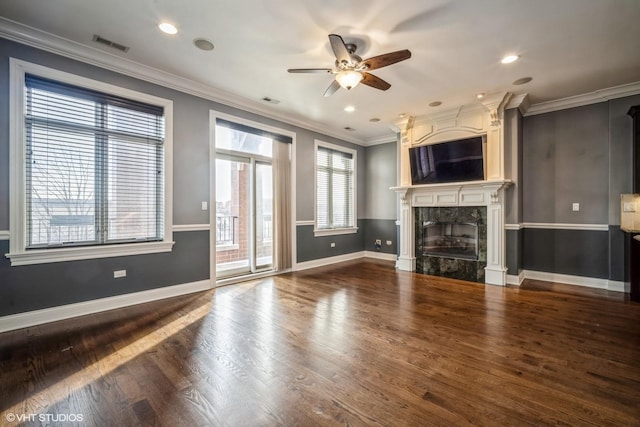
left=1, top=0, right=639, bottom=145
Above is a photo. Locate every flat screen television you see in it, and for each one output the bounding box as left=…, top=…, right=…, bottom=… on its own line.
left=409, top=136, right=485, bottom=185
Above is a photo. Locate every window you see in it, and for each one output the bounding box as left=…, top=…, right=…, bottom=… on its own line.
left=314, top=141, right=357, bottom=236
left=8, top=59, right=173, bottom=266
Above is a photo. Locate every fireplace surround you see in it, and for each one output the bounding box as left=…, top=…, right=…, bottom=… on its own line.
left=394, top=181, right=510, bottom=285
left=391, top=93, right=516, bottom=286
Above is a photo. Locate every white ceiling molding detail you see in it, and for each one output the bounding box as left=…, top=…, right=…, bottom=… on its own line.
left=364, top=133, right=398, bottom=146
left=0, top=17, right=370, bottom=146
left=505, top=93, right=530, bottom=115
left=526, top=81, right=640, bottom=116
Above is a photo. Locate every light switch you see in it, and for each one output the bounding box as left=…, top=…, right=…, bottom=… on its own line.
left=572, top=203, right=580, bottom=212
left=201, top=201, right=208, bottom=210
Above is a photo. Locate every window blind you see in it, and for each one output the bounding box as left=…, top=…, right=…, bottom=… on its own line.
left=316, top=146, right=354, bottom=229
left=25, top=74, right=165, bottom=248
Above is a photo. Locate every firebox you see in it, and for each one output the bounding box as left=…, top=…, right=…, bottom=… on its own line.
left=421, top=221, right=478, bottom=260
left=414, top=206, right=487, bottom=283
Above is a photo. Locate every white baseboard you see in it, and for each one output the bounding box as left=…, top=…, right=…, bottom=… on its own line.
left=0, top=279, right=212, bottom=334
left=363, top=251, right=397, bottom=261
left=523, top=270, right=627, bottom=293
left=506, top=271, right=525, bottom=286
left=605, top=280, right=629, bottom=293
left=294, top=251, right=365, bottom=271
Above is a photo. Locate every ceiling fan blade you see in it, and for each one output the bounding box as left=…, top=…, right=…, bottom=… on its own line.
left=362, top=50, right=412, bottom=70
left=361, top=72, right=391, bottom=91
left=323, top=79, right=341, bottom=97
left=328, top=34, right=351, bottom=64
left=288, top=68, right=333, bottom=73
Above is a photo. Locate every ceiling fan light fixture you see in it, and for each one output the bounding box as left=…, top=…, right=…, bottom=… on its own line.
left=336, top=70, right=363, bottom=90
left=501, top=54, right=519, bottom=64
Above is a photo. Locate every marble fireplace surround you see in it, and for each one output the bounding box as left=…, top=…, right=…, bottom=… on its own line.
left=391, top=93, right=519, bottom=286
left=393, top=181, right=511, bottom=286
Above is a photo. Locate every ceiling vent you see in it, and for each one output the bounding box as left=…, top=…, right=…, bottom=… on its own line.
left=92, top=35, right=130, bottom=52
left=261, top=97, right=281, bottom=105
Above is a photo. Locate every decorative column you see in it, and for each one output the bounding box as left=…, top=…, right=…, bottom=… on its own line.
left=484, top=186, right=508, bottom=286
left=395, top=188, right=416, bottom=271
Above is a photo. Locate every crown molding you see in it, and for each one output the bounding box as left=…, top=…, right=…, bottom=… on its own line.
left=0, top=17, right=367, bottom=146
left=505, top=93, right=530, bottom=115
left=526, top=81, right=640, bottom=116
left=363, top=133, right=397, bottom=146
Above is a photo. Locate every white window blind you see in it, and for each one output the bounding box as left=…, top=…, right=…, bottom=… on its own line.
left=25, top=74, right=165, bottom=249
left=316, top=145, right=355, bottom=230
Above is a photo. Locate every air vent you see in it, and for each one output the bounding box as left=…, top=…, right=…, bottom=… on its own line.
left=93, top=35, right=130, bottom=52
left=261, top=97, right=280, bottom=105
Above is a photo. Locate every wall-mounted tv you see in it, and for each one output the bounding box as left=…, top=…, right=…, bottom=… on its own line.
left=409, top=136, right=485, bottom=185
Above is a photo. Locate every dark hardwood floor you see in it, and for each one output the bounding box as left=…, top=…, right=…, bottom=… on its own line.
left=1, top=259, right=639, bottom=426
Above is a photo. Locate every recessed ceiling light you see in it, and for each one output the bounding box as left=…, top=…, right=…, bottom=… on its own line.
left=344, top=105, right=355, bottom=112
left=369, top=118, right=380, bottom=122
left=398, top=113, right=406, bottom=118
left=501, top=54, right=519, bottom=64
left=513, top=76, right=533, bottom=85
left=429, top=101, right=442, bottom=107
left=158, top=22, right=178, bottom=35
left=344, top=126, right=356, bottom=131
left=194, top=38, right=215, bottom=51
left=476, top=93, right=484, bottom=99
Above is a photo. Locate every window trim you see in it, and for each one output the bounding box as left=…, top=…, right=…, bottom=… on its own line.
left=313, top=140, right=358, bottom=237
left=7, top=58, right=174, bottom=266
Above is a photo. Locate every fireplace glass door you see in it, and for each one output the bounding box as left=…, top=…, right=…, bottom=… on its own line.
left=421, top=221, right=478, bottom=260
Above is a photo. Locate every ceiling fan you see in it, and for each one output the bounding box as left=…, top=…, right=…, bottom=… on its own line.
left=288, top=34, right=411, bottom=97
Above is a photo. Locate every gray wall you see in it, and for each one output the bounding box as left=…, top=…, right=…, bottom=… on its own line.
left=296, top=221, right=365, bottom=263
left=363, top=142, right=397, bottom=220
left=504, top=108, right=523, bottom=225
left=523, top=103, right=610, bottom=224
left=519, top=97, right=638, bottom=281
left=363, top=142, right=398, bottom=255
left=0, top=232, right=209, bottom=316
left=504, top=107, right=524, bottom=276
left=0, top=37, right=365, bottom=315
left=295, top=141, right=399, bottom=261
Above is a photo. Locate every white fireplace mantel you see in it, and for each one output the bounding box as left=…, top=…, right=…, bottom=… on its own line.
left=390, top=93, right=516, bottom=286
left=392, top=180, right=512, bottom=286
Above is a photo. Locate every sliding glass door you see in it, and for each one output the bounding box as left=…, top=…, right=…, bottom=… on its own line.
left=215, top=126, right=273, bottom=279
left=255, top=161, right=273, bottom=270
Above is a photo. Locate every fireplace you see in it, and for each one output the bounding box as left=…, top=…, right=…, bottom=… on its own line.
left=421, top=221, right=478, bottom=260
left=415, top=206, right=487, bottom=283
left=391, top=92, right=519, bottom=286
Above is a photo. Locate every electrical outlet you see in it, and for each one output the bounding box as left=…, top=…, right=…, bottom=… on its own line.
left=375, top=239, right=381, bottom=245
left=201, top=201, right=208, bottom=210
left=572, top=203, right=580, bottom=212
left=623, top=202, right=637, bottom=212
left=386, top=240, right=392, bottom=246
left=330, top=242, right=336, bottom=248
left=113, top=270, right=126, bottom=278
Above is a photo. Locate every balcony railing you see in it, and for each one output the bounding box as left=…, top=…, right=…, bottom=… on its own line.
left=216, top=214, right=237, bottom=246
